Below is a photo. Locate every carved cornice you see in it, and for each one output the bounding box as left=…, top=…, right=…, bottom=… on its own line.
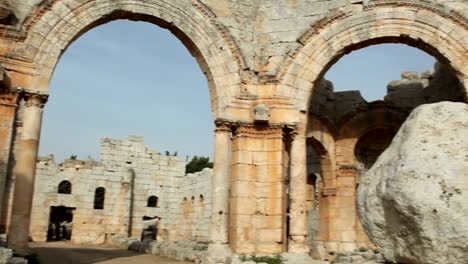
left=0, top=56, right=38, bottom=77
left=0, top=25, right=26, bottom=41
left=322, top=187, right=337, bottom=197
left=234, top=124, right=284, bottom=139
left=215, top=118, right=298, bottom=139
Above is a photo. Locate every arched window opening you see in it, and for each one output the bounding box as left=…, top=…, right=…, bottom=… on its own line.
left=94, top=187, right=105, bottom=210
left=306, top=144, right=323, bottom=210
left=147, top=196, right=158, bottom=208
left=58, top=180, right=72, bottom=194
left=199, top=194, right=204, bottom=201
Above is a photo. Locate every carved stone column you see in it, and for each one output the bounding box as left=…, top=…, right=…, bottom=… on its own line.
left=288, top=125, right=309, bottom=253
left=204, top=120, right=233, bottom=264
left=8, top=92, right=47, bottom=250
left=210, top=120, right=232, bottom=243
left=0, top=88, right=21, bottom=232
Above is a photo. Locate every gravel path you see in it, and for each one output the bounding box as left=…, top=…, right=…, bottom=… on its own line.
left=30, top=242, right=192, bottom=264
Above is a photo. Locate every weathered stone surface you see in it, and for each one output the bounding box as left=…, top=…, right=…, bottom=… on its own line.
left=0, top=247, right=12, bottom=264
left=358, top=102, right=468, bottom=264
left=6, top=258, right=26, bottom=264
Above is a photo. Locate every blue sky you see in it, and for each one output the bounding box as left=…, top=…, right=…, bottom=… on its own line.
left=39, top=20, right=435, bottom=162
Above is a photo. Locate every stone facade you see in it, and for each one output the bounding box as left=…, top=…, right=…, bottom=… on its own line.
left=0, top=0, right=464, bottom=262
left=28, top=136, right=212, bottom=245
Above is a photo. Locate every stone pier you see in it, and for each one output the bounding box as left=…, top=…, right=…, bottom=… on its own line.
left=0, top=88, right=21, bottom=232
left=8, top=92, right=47, bottom=250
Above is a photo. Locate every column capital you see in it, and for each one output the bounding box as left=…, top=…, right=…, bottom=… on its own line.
left=214, top=119, right=233, bottom=133
left=22, top=91, right=48, bottom=109
left=0, top=87, right=49, bottom=108
left=0, top=87, right=22, bottom=106
left=284, top=124, right=304, bottom=141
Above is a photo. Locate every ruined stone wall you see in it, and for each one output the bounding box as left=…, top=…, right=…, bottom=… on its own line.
left=29, top=136, right=212, bottom=244
left=172, top=169, right=212, bottom=242
left=310, top=62, right=464, bottom=131
left=305, top=64, right=465, bottom=257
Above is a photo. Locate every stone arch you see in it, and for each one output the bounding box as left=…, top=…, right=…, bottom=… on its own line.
left=306, top=115, right=336, bottom=188
left=23, top=0, right=244, bottom=118
left=278, top=1, right=468, bottom=112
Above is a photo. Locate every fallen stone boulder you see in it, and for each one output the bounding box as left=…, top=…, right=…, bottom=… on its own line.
left=358, top=102, right=468, bottom=264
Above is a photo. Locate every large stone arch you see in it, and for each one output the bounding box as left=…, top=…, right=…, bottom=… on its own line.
left=23, top=0, right=245, bottom=118
left=277, top=1, right=468, bottom=112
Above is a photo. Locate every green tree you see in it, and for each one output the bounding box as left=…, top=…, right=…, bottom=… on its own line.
left=185, top=156, right=213, bottom=174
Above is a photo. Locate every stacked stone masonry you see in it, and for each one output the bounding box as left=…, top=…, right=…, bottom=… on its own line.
left=0, top=0, right=465, bottom=263
left=29, top=136, right=212, bottom=244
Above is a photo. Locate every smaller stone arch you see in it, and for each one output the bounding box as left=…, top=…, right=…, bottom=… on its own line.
left=93, top=187, right=105, bottom=210
left=336, top=104, right=408, bottom=169
left=147, top=196, right=159, bottom=208
left=58, top=180, right=71, bottom=194
left=354, top=128, right=397, bottom=171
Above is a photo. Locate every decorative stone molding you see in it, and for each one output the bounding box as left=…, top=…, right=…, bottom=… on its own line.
left=226, top=120, right=297, bottom=140
left=253, top=103, right=270, bottom=123
left=232, top=124, right=283, bottom=139
left=322, top=187, right=337, bottom=197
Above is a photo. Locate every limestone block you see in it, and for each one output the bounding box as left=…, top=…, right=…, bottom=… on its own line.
left=358, top=102, right=468, bottom=264
left=0, top=247, right=12, bottom=264
left=6, top=258, right=26, bottom=264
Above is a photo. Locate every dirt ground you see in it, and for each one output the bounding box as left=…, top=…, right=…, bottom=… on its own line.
left=30, top=242, right=192, bottom=264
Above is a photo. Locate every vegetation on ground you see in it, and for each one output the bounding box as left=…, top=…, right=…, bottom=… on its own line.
left=239, top=255, right=283, bottom=264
